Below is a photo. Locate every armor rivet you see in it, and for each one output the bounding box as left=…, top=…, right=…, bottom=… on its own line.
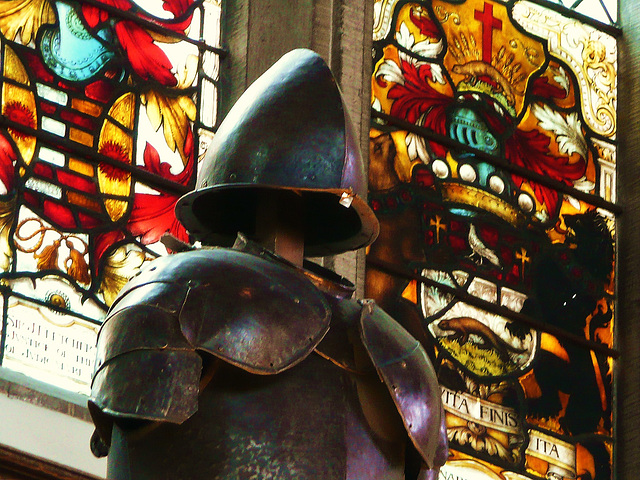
left=400, top=361, right=407, bottom=368
left=294, top=298, right=300, bottom=303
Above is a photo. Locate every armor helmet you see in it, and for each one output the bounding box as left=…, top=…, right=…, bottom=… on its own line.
left=175, top=49, right=379, bottom=256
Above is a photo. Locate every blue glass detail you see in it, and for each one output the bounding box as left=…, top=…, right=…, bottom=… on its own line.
left=40, top=1, right=116, bottom=82
left=449, top=107, right=499, bottom=155
left=450, top=207, right=477, bottom=218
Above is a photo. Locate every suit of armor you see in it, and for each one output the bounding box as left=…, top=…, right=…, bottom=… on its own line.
left=89, top=49, right=448, bottom=479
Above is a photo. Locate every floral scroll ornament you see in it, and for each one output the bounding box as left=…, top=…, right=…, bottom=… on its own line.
left=0, top=0, right=200, bottom=307
left=512, top=1, right=617, bottom=139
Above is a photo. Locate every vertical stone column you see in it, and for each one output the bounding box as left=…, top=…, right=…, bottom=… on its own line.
left=616, top=1, right=640, bottom=477
left=220, top=0, right=373, bottom=296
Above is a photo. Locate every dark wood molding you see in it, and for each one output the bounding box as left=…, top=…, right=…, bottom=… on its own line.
left=0, top=445, right=101, bottom=480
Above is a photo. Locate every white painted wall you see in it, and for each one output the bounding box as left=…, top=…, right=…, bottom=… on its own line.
left=0, top=394, right=107, bottom=478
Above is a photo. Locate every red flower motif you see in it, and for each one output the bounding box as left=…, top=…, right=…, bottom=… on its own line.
left=98, top=141, right=131, bottom=181
left=4, top=101, right=36, bottom=139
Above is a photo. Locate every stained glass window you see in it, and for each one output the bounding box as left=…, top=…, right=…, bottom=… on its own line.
left=0, top=0, right=222, bottom=394
left=368, top=1, right=617, bottom=479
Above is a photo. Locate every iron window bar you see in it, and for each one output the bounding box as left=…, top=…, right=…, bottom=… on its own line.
left=0, top=115, right=191, bottom=197
left=524, top=0, right=620, bottom=35
left=77, top=0, right=228, bottom=57
left=0, top=282, right=104, bottom=326
left=371, top=110, right=622, bottom=216
left=366, top=256, right=619, bottom=359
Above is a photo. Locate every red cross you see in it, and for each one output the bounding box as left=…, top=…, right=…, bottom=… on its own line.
left=474, top=2, right=502, bottom=63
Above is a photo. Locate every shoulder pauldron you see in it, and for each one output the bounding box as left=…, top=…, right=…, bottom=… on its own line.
left=90, top=248, right=330, bottom=429
left=359, top=300, right=447, bottom=472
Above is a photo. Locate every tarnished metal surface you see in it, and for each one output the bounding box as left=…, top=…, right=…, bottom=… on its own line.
left=107, top=281, right=188, bottom=317
left=360, top=300, right=448, bottom=471
left=94, top=305, right=192, bottom=373
left=91, top=349, right=202, bottom=424
left=89, top=47, right=447, bottom=477
left=105, top=353, right=407, bottom=480
left=91, top=245, right=448, bottom=478
left=176, top=249, right=330, bottom=374
left=174, top=49, right=379, bottom=256
left=314, top=295, right=363, bottom=374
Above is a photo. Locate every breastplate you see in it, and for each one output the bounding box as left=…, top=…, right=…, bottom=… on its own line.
left=89, top=243, right=447, bottom=479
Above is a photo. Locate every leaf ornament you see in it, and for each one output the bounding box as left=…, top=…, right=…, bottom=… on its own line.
left=141, top=55, right=197, bottom=165
left=0, top=0, right=55, bottom=44
left=506, top=128, right=587, bottom=218
left=376, top=59, right=405, bottom=87
left=126, top=141, right=193, bottom=246
left=532, top=103, right=588, bottom=159
left=99, top=245, right=147, bottom=306
left=82, top=0, right=132, bottom=29
left=115, top=20, right=178, bottom=86
left=81, top=0, right=197, bottom=86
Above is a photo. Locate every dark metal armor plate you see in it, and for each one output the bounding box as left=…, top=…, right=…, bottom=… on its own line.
left=90, top=245, right=447, bottom=479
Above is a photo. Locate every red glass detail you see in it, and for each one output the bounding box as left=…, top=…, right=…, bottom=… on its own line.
left=22, top=50, right=54, bottom=83
left=0, top=135, right=16, bottom=192
left=78, top=212, right=101, bottom=228
left=425, top=230, right=434, bottom=245
left=449, top=220, right=464, bottom=232
left=531, top=76, right=568, bottom=100
left=500, top=246, right=513, bottom=264
left=40, top=102, right=56, bottom=115
left=98, top=142, right=131, bottom=181
left=60, top=110, right=96, bottom=131
left=33, top=162, right=53, bottom=179
left=127, top=141, right=191, bottom=245
left=85, top=79, right=116, bottom=104
left=410, top=7, right=440, bottom=38
left=474, top=2, right=502, bottom=63
left=43, top=200, right=76, bottom=229
left=115, top=21, right=178, bottom=86
left=448, top=234, right=466, bottom=251
left=412, top=165, right=435, bottom=187
left=94, top=229, right=125, bottom=265
left=57, top=170, right=97, bottom=194
left=478, top=224, right=499, bottom=248
left=5, top=101, right=36, bottom=139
